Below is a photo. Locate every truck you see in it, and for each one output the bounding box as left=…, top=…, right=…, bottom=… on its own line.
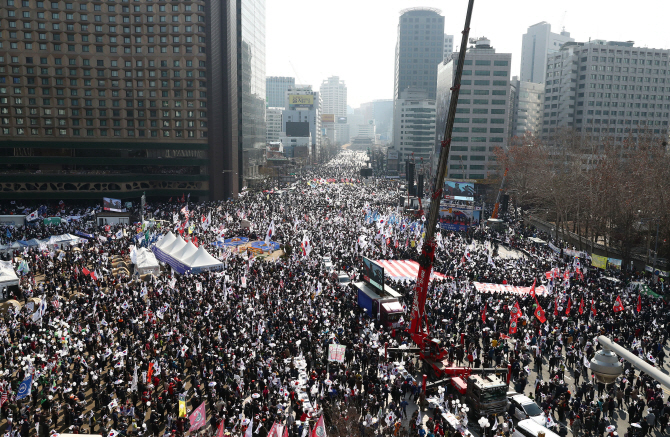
left=465, top=374, right=509, bottom=418
left=354, top=281, right=404, bottom=329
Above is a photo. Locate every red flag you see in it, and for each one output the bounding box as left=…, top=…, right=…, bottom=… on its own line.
left=0, top=390, right=7, bottom=407
left=90, top=270, right=97, bottom=281
left=534, top=304, right=547, bottom=323
left=579, top=297, right=584, bottom=315
left=82, top=267, right=90, bottom=276
left=481, top=304, right=487, bottom=323
left=500, top=333, right=511, bottom=340
left=169, top=197, right=172, bottom=202
left=565, top=297, right=571, bottom=316
left=181, top=194, right=185, bottom=203
left=554, top=296, right=558, bottom=316
left=215, top=420, right=226, bottom=437
left=310, top=415, right=326, bottom=437
left=510, top=301, right=523, bottom=318
left=613, top=296, right=624, bottom=313
left=591, top=298, right=597, bottom=316
left=509, top=315, right=518, bottom=334
left=637, top=295, right=641, bottom=313
left=188, top=401, right=207, bottom=432
left=530, top=279, right=537, bottom=299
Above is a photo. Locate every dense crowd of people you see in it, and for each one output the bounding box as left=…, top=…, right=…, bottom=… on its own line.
left=0, top=150, right=668, bottom=437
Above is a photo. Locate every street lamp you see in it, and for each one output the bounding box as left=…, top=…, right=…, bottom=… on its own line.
left=593, top=336, right=670, bottom=390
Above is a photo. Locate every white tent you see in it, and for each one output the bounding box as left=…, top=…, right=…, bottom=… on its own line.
left=185, top=246, right=224, bottom=273
left=134, top=248, right=160, bottom=276
left=0, top=261, right=18, bottom=286
left=162, top=235, right=187, bottom=257
left=172, top=241, right=198, bottom=263
left=155, top=231, right=176, bottom=251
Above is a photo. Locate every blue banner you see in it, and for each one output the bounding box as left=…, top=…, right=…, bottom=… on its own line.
left=75, top=230, right=95, bottom=239
left=16, top=375, right=32, bottom=400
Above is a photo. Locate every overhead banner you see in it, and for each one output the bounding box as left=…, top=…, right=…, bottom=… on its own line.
left=473, top=282, right=548, bottom=296
left=591, top=254, right=608, bottom=269
left=607, top=258, right=622, bottom=270
left=43, top=217, right=61, bottom=226
left=328, top=344, right=346, bottom=363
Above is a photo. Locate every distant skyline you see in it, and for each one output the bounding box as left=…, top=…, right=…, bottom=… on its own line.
left=266, top=0, right=670, bottom=108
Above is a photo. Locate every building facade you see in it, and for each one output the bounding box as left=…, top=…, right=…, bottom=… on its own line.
left=436, top=38, right=512, bottom=180
left=520, top=21, right=573, bottom=84
left=393, top=8, right=445, bottom=101
left=394, top=88, right=436, bottom=166
left=0, top=0, right=242, bottom=200
left=265, top=107, right=282, bottom=143
left=282, top=85, right=320, bottom=161
left=541, top=40, right=670, bottom=142
left=319, top=76, right=348, bottom=145
left=265, top=76, right=294, bottom=109
left=237, top=0, right=266, bottom=188
left=510, top=78, right=544, bottom=137
left=443, top=34, right=454, bottom=61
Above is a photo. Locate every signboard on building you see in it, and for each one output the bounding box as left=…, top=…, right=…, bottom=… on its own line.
left=387, top=150, right=398, bottom=160
left=288, top=94, right=314, bottom=108
left=322, top=114, right=335, bottom=123
left=337, top=116, right=348, bottom=123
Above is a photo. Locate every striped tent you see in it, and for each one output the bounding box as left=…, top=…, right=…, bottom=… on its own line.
left=375, top=259, right=448, bottom=282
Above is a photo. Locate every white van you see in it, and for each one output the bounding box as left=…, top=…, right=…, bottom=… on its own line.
left=512, top=419, right=560, bottom=437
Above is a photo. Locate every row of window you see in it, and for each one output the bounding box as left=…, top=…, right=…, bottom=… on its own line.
left=451, top=145, right=498, bottom=152
left=546, top=102, right=670, bottom=110
left=1, top=96, right=205, bottom=108
left=7, top=0, right=202, bottom=7
left=0, top=78, right=206, bottom=90
left=449, top=174, right=488, bottom=180
left=1, top=117, right=207, bottom=128
left=1, top=128, right=205, bottom=138
left=4, top=21, right=206, bottom=34
left=455, top=108, right=506, bottom=114
left=5, top=15, right=205, bottom=27
left=1, top=56, right=205, bottom=68
left=449, top=165, right=487, bottom=170
left=3, top=31, right=205, bottom=45
left=0, top=41, right=204, bottom=54
left=548, top=57, right=668, bottom=69
left=451, top=137, right=504, bottom=143
left=461, top=70, right=508, bottom=77
left=449, top=155, right=497, bottom=161
left=542, top=128, right=668, bottom=136
left=454, top=118, right=506, bottom=124
left=547, top=110, right=670, bottom=118
left=544, top=119, right=669, bottom=126
left=0, top=106, right=206, bottom=118
left=1, top=87, right=205, bottom=100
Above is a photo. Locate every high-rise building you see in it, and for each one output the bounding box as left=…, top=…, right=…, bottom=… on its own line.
left=444, top=34, right=454, bottom=60
left=282, top=86, right=321, bottom=161
left=436, top=38, right=512, bottom=180
left=520, top=22, right=573, bottom=84
left=0, top=0, right=240, bottom=201
left=394, top=8, right=445, bottom=101
left=266, top=107, right=283, bottom=143
left=320, top=76, right=349, bottom=145
left=394, top=88, right=436, bottom=166
left=510, top=78, right=544, bottom=137
left=237, top=0, right=267, bottom=188
left=541, top=40, right=670, bottom=142
left=266, top=76, right=295, bottom=109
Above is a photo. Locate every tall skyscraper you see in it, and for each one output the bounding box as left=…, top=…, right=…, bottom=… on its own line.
left=237, top=0, right=266, bottom=188
left=393, top=8, right=445, bottom=101
left=520, top=22, right=574, bottom=84
left=436, top=38, right=512, bottom=180
left=541, top=40, right=670, bottom=142
left=320, top=76, right=348, bottom=145
left=0, top=0, right=240, bottom=201
left=265, top=107, right=283, bottom=143
left=266, top=76, right=295, bottom=109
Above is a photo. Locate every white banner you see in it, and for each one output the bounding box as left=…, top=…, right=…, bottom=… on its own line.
left=472, top=282, right=548, bottom=296
left=327, top=344, right=346, bottom=363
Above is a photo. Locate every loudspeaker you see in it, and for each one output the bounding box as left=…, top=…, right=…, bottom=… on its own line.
left=501, top=194, right=509, bottom=213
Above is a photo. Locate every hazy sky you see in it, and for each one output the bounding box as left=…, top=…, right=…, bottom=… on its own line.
left=266, top=0, right=670, bottom=108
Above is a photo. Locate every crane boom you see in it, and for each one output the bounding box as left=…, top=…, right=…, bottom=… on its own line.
left=408, top=0, right=476, bottom=342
